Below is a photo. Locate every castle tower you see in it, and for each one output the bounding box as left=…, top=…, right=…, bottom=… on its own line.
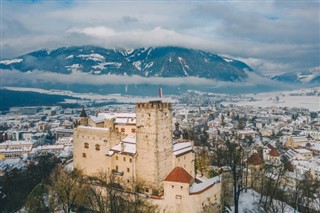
left=79, top=108, right=88, bottom=126
left=136, top=101, right=173, bottom=194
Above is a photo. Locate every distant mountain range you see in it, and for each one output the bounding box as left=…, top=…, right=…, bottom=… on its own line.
left=1, top=45, right=318, bottom=95
left=272, top=70, right=320, bottom=84
left=0, top=46, right=253, bottom=82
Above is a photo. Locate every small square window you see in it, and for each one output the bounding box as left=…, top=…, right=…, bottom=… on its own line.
left=95, top=144, right=100, bottom=151
left=82, top=153, right=86, bottom=158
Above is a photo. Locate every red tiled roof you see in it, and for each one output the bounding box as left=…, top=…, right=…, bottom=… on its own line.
left=269, top=148, right=280, bottom=157
left=267, top=144, right=275, bottom=149
left=247, top=153, right=264, bottom=165
left=164, top=167, right=193, bottom=183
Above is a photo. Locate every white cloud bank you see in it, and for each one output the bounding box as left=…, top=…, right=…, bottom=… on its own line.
left=1, top=69, right=292, bottom=91
left=1, top=1, right=319, bottom=76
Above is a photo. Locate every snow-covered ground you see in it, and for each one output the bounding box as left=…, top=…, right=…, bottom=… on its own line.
left=229, top=189, right=299, bottom=213
left=223, top=87, right=320, bottom=111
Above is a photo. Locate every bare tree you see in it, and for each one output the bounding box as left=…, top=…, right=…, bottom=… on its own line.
left=49, top=167, right=88, bottom=213
left=86, top=171, right=158, bottom=213
left=214, top=140, right=245, bottom=213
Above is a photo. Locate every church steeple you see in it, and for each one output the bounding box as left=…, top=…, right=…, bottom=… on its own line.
left=80, top=108, right=88, bottom=118
left=79, top=108, right=88, bottom=126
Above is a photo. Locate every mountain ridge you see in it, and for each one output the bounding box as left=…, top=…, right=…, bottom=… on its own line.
left=0, top=45, right=253, bottom=82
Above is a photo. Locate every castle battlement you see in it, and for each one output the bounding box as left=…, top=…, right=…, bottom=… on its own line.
left=136, top=101, right=172, bottom=110
left=72, top=101, right=221, bottom=213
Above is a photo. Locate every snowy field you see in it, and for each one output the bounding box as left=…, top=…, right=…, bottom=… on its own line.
left=3, top=86, right=319, bottom=111
left=223, top=88, right=320, bottom=111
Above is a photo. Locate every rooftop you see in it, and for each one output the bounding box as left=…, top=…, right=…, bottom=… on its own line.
left=189, top=176, right=220, bottom=194
left=269, top=148, right=280, bottom=157
left=164, top=167, right=193, bottom=183
left=247, top=153, right=264, bottom=165
left=173, top=141, right=193, bottom=156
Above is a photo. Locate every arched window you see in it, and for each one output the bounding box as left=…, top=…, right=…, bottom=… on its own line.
left=84, top=143, right=89, bottom=148
left=95, top=144, right=100, bottom=151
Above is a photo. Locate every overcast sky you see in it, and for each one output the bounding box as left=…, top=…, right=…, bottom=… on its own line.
left=1, top=0, right=319, bottom=76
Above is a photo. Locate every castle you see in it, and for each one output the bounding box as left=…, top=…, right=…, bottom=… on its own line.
left=73, top=101, right=221, bottom=213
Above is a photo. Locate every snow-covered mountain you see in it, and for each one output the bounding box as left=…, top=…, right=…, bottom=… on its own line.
left=0, top=46, right=253, bottom=82
left=272, top=68, right=320, bottom=84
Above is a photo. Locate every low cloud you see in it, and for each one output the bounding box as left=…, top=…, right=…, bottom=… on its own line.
left=1, top=69, right=291, bottom=91
left=2, top=1, right=319, bottom=77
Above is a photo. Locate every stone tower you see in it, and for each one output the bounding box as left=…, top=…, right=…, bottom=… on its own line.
left=136, top=101, right=173, bottom=194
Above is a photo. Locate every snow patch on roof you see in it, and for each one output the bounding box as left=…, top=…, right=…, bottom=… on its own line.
left=77, top=126, right=109, bottom=131
left=173, top=142, right=193, bottom=156
left=189, top=175, right=220, bottom=194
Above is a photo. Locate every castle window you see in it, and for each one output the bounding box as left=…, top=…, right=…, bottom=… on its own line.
left=131, top=128, right=136, bottom=133
left=121, top=128, right=125, bottom=133
left=116, top=156, right=118, bottom=160
left=123, top=157, right=126, bottom=161
left=116, top=127, right=119, bottom=132
left=84, top=143, right=89, bottom=148
left=116, top=165, right=118, bottom=171
left=127, top=179, right=130, bottom=183
left=127, top=168, right=130, bottom=172
left=180, top=186, right=183, bottom=189
left=129, top=158, right=132, bottom=163
left=82, top=153, right=86, bottom=158
left=145, top=188, right=149, bottom=193
left=95, top=144, right=100, bottom=151
left=172, top=185, right=174, bottom=188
